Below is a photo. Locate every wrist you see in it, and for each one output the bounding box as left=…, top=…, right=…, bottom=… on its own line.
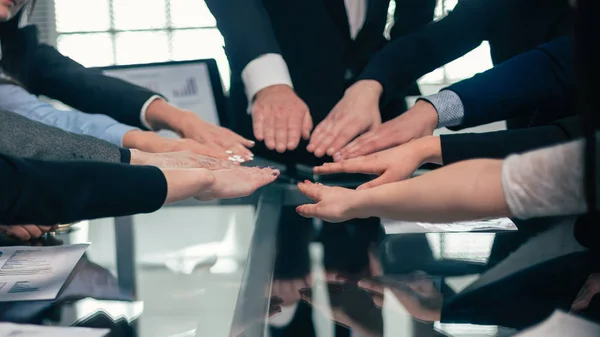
left=145, top=99, right=190, bottom=132
left=163, top=168, right=216, bottom=204
left=255, top=84, right=294, bottom=100
left=414, top=136, right=443, bottom=165
left=122, top=130, right=163, bottom=151
left=412, top=100, right=439, bottom=136
left=346, top=80, right=383, bottom=98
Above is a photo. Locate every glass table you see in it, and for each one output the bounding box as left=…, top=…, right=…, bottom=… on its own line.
left=0, top=180, right=597, bottom=337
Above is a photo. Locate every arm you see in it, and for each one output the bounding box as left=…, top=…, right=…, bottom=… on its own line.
left=357, top=0, right=491, bottom=103
left=389, top=0, right=436, bottom=40
left=444, top=36, right=573, bottom=128
left=0, top=154, right=167, bottom=225
left=20, top=42, right=157, bottom=129
left=299, top=139, right=586, bottom=223
left=0, top=110, right=129, bottom=164
left=0, top=84, right=138, bottom=146
left=441, top=117, right=581, bottom=164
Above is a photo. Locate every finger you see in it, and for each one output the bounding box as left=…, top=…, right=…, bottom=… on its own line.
left=274, top=113, right=288, bottom=153
left=297, top=181, right=323, bottom=201
left=296, top=204, right=319, bottom=219
left=229, top=131, right=256, bottom=148
left=252, top=108, right=265, bottom=141
left=358, top=279, right=385, bottom=295
left=337, top=131, right=377, bottom=160
left=372, top=294, right=384, bottom=308
left=37, top=225, right=54, bottom=233
left=264, top=112, right=276, bottom=150
left=286, top=113, right=303, bottom=151
left=325, top=120, right=365, bottom=157
left=572, top=281, right=600, bottom=312
left=6, top=226, right=32, bottom=240
left=22, top=225, right=43, bottom=239
left=302, top=112, right=313, bottom=140
left=314, top=157, right=377, bottom=175
left=307, top=119, right=332, bottom=152
left=228, top=143, right=254, bottom=160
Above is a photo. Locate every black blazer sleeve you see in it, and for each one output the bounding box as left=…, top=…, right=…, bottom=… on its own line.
left=3, top=26, right=158, bottom=129
left=205, top=0, right=282, bottom=75
left=441, top=117, right=582, bottom=165
left=389, top=0, right=437, bottom=40
left=446, top=36, right=573, bottom=128
left=358, top=0, right=491, bottom=103
left=0, top=154, right=167, bottom=225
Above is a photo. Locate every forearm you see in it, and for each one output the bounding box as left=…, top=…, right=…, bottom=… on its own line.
left=0, top=154, right=167, bottom=225
left=0, top=110, right=129, bottom=164
left=352, top=159, right=509, bottom=223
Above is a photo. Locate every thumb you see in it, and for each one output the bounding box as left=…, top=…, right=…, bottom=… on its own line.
left=296, top=204, right=318, bottom=218
left=302, top=112, right=313, bottom=140
left=357, top=174, right=394, bottom=190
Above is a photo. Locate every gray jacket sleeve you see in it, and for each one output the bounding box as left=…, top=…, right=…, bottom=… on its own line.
left=0, top=110, right=128, bottom=163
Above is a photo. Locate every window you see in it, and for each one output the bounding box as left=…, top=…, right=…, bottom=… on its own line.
left=54, top=0, right=230, bottom=87
left=52, top=0, right=490, bottom=90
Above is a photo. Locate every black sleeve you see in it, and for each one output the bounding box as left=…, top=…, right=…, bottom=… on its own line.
left=389, top=0, right=436, bottom=40
left=205, top=0, right=283, bottom=75
left=14, top=30, right=157, bottom=129
left=0, top=154, right=167, bottom=225
left=441, top=117, right=581, bottom=165
left=358, top=0, right=491, bottom=103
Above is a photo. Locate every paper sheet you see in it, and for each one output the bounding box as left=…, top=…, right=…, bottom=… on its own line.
left=0, top=323, right=109, bottom=337
left=382, top=218, right=517, bottom=234
left=514, top=310, right=600, bottom=337
left=0, top=244, right=88, bottom=302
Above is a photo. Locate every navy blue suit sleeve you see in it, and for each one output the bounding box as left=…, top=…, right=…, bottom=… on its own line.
left=446, top=36, right=574, bottom=128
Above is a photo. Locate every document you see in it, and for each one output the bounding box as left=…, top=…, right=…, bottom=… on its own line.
left=0, top=244, right=88, bottom=302
left=514, top=310, right=600, bottom=337
left=382, top=218, right=517, bottom=234
left=0, top=323, right=109, bottom=337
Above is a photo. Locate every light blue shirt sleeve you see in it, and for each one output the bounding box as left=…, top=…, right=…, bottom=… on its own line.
left=0, top=84, right=139, bottom=146
left=418, top=90, right=465, bottom=128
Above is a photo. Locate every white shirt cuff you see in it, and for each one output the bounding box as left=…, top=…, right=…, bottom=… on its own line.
left=140, top=95, right=164, bottom=130
left=241, top=53, right=293, bottom=112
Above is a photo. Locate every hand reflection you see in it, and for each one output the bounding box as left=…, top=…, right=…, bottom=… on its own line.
left=358, top=272, right=442, bottom=323
left=571, top=273, right=600, bottom=312
left=0, top=224, right=55, bottom=241
left=271, top=278, right=309, bottom=306
left=299, top=282, right=384, bottom=337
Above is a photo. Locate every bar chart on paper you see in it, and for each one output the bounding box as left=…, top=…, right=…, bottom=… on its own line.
left=173, top=78, right=199, bottom=98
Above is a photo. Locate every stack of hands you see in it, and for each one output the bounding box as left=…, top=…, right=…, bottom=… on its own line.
left=3, top=80, right=437, bottom=240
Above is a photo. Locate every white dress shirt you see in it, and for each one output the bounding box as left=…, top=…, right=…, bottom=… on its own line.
left=242, top=0, right=368, bottom=105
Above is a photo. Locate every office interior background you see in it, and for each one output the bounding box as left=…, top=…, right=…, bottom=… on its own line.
left=22, top=1, right=503, bottom=336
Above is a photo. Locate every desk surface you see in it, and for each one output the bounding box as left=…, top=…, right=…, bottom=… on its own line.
left=0, top=185, right=596, bottom=337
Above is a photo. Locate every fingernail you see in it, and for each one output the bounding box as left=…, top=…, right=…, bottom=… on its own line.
left=225, top=150, right=233, bottom=154
left=333, top=153, right=342, bottom=161
left=327, top=148, right=335, bottom=155
left=258, top=166, right=266, bottom=169
left=249, top=140, right=255, bottom=145
left=272, top=172, right=279, bottom=176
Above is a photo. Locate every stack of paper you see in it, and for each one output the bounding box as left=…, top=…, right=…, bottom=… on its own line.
left=0, top=323, right=109, bottom=337
left=382, top=218, right=518, bottom=234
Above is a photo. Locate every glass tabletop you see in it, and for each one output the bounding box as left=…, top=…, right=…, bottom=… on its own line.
left=0, top=183, right=597, bottom=337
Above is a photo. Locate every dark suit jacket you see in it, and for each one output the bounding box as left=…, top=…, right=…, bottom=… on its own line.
left=0, top=12, right=158, bottom=129
left=0, top=152, right=166, bottom=226
left=359, top=0, right=573, bottom=107
left=205, top=0, right=436, bottom=165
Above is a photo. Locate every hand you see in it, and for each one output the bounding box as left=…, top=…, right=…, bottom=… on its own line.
left=0, top=225, right=54, bottom=240
left=307, top=80, right=383, bottom=158
left=130, top=150, right=237, bottom=169
left=336, top=100, right=439, bottom=161
left=163, top=166, right=280, bottom=204
left=123, top=130, right=236, bottom=161
left=145, top=99, right=255, bottom=159
left=296, top=181, right=362, bottom=223
left=314, top=136, right=442, bottom=189
left=252, top=84, right=313, bottom=153
left=358, top=274, right=442, bottom=322
left=271, top=278, right=309, bottom=306
left=571, top=274, right=600, bottom=312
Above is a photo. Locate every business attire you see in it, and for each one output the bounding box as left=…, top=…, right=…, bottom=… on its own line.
left=358, top=0, right=573, bottom=128
left=0, top=84, right=138, bottom=146
left=0, top=12, right=162, bottom=131
left=0, top=110, right=130, bottom=164
left=0, top=152, right=166, bottom=226
left=206, top=0, right=436, bottom=166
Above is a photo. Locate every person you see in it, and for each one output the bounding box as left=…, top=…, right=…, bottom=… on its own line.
left=205, top=0, right=436, bottom=165
left=0, top=150, right=280, bottom=225
left=0, top=0, right=254, bottom=161
left=317, top=0, right=574, bottom=160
